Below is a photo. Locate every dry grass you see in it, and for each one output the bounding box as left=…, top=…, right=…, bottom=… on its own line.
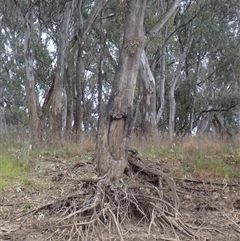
left=1, top=132, right=240, bottom=240
left=131, top=134, right=240, bottom=180
left=1, top=130, right=240, bottom=184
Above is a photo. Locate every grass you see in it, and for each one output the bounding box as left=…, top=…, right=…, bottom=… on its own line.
left=131, top=134, right=240, bottom=180
left=1, top=129, right=240, bottom=190
left=0, top=153, right=29, bottom=190
left=0, top=132, right=96, bottom=191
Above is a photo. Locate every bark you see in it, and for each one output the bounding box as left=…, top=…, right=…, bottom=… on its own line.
left=51, top=1, right=75, bottom=140
left=190, top=53, right=201, bottom=133
left=74, top=0, right=108, bottom=141
left=169, top=28, right=193, bottom=141
left=74, top=43, right=84, bottom=140
left=15, top=0, right=39, bottom=144
left=148, top=0, right=181, bottom=40
left=0, top=74, right=7, bottom=131
left=96, top=0, right=181, bottom=181
left=139, top=50, right=158, bottom=137
left=65, top=67, right=74, bottom=136
left=24, top=19, right=39, bottom=145
left=97, top=13, right=105, bottom=128
left=156, top=45, right=167, bottom=122
left=97, top=0, right=148, bottom=181
left=197, top=57, right=215, bottom=134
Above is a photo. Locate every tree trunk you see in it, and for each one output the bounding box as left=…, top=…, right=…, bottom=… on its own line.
left=74, top=43, right=84, bottom=141
left=74, top=0, right=108, bottom=141
left=51, top=1, right=74, bottom=140
left=0, top=74, right=7, bottom=131
left=96, top=0, right=181, bottom=181
left=190, top=53, right=201, bottom=133
left=197, top=57, right=215, bottom=134
left=96, top=0, right=147, bottom=181
left=97, top=15, right=105, bottom=129
left=23, top=7, right=39, bottom=145
left=65, top=67, right=74, bottom=137
left=157, top=45, right=166, bottom=122
left=169, top=28, right=193, bottom=141
left=139, top=50, right=158, bottom=137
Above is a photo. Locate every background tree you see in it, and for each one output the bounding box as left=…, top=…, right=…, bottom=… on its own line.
left=1, top=0, right=240, bottom=142
left=0, top=73, right=6, bottom=131
left=50, top=0, right=75, bottom=140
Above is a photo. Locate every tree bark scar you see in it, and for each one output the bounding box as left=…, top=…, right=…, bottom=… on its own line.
left=108, top=114, right=126, bottom=160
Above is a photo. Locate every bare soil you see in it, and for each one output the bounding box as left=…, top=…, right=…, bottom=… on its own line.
left=0, top=150, right=240, bottom=241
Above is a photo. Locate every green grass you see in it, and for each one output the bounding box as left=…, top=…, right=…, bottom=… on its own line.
left=131, top=135, right=240, bottom=180
left=0, top=153, right=30, bottom=190
left=1, top=131, right=240, bottom=191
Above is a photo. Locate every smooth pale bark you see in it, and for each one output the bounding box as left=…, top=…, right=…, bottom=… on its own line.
left=169, top=29, right=193, bottom=141
left=138, top=0, right=180, bottom=136
left=15, top=0, right=39, bottom=144
left=74, top=0, right=109, bottom=141
left=51, top=1, right=74, bottom=140
left=97, top=0, right=147, bottom=181
left=139, top=50, right=158, bottom=136
left=157, top=45, right=166, bottom=122
left=24, top=19, right=39, bottom=145
left=197, top=57, right=215, bottom=134
left=148, top=0, right=181, bottom=40
left=190, top=53, right=201, bottom=133
left=0, top=74, right=7, bottom=131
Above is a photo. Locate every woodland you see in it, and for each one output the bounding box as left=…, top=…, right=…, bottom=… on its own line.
left=1, top=0, right=240, bottom=240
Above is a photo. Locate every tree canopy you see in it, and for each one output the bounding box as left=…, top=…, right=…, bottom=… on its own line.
left=0, top=0, right=240, bottom=138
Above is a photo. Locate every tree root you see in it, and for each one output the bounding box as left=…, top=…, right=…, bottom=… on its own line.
left=10, top=149, right=203, bottom=240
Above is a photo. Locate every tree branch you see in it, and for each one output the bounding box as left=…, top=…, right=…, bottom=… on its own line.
left=147, top=0, right=181, bottom=40
left=195, top=104, right=238, bottom=124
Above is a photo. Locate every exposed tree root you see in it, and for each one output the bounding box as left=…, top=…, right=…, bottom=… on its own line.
left=7, top=149, right=204, bottom=240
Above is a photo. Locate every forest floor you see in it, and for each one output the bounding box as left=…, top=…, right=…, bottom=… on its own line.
left=1, top=138, right=240, bottom=241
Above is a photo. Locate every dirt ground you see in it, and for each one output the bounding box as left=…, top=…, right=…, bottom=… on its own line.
left=0, top=151, right=240, bottom=241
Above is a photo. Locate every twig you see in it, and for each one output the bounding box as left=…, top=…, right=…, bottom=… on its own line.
left=177, top=178, right=239, bottom=187
left=108, top=207, right=124, bottom=241
left=148, top=208, right=156, bottom=235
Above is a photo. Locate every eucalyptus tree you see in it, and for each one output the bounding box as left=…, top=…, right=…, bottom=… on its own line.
left=97, top=0, right=181, bottom=180
left=0, top=12, right=6, bottom=131
left=139, top=50, right=158, bottom=136
left=50, top=0, right=76, bottom=140
left=1, top=0, right=35, bottom=131
left=14, top=0, right=43, bottom=144
left=61, top=0, right=109, bottom=141
left=0, top=74, right=6, bottom=131
left=189, top=0, right=240, bottom=136
left=168, top=24, right=193, bottom=140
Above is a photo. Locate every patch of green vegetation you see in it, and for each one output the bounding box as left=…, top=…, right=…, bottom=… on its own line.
left=140, top=145, right=184, bottom=163
left=187, top=150, right=239, bottom=179
left=132, top=135, right=240, bottom=180
left=0, top=153, right=32, bottom=190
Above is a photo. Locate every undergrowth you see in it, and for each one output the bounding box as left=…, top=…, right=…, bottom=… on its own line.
left=0, top=153, right=29, bottom=190
left=1, top=130, right=240, bottom=191
left=131, top=135, right=240, bottom=180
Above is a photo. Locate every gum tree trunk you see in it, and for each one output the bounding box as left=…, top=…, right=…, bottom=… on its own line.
left=15, top=0, right=39, bottom=145
left=51, top=1, right=74, bottom=140
left=0, top=74, right=6, bottom=131
left=97, top=0, right=181, bottom=181
left=97, top=0, right=147, bottom=181
left=74, top=0, right=108, bottom=141
left=169, top=27, right=193, bottom=141
left=139, top=50, right=158, bottom=137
